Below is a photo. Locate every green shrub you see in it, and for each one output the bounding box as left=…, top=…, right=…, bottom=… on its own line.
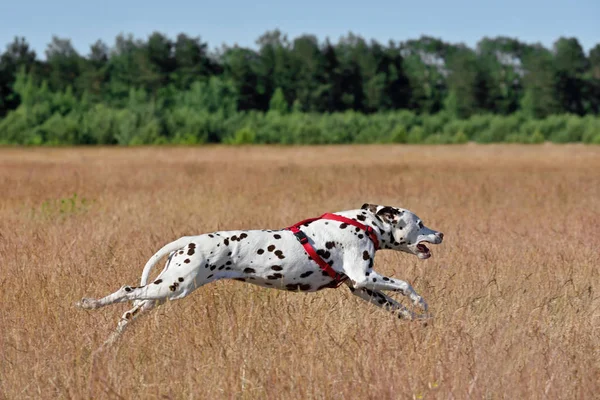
left=225, top=126, right=256, bottom=145
left=530, top=130, right=545, bottom=144
left=424, top=133, right=453, bottom=144
left=0, top=108, right=31, bottom=144
left=389, top=126, right=408, bottom=143
left=36, top=112, right=80, bottom=145
left=453, top=131, right=469, bottom=144
left=474, top=116, right=521, bottom=143
left=407, top=126, right=425, bottom=144
left=505, top=133, right=530, bottom=144
left=582, top=117, right=599, bottom=144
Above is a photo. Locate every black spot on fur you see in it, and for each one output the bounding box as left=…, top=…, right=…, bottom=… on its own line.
left=154, top=279, right=163, bottom=284
left=184, top=258, right=190, bottom=264
left=208, top=234, right=214, bottom=238
left=300, top=271, right=314, bottom=278
left=273, top=234, right=281, bottom=239
left=317, top=281, right=339, bottom=290
left=189, top=243, right=196, bottom=249
left=244, top=268, right=256, bottom=274
left=340, top=223, right=348, bottom=229
left=226, top=261, right=232, bottom=265
left=368, top=258, right=374, bottom=268
left=207, top=274, right=213, bottom=279
left=224, top=238, right=229, bottom=246
left=178, top=250, right=184, bottom=255
left=257, top=249, right=264, bottom=255
left=271, top=265, right=283, bottom=271
left=327, top=260, right=334, bottom=266
left=325, top=241, right=335, bottom=249
left=210, top=265, right=216, bottom=271
left=187, top=248, right=195, bottom=256
left=178, top=277, right=184, bottom=282
left=383, top=277, right=389, bottom=281
left=267, top=245, right=276, bottom=252
left=365, top=271, right=370, bottom=276
left=275, top=250, right=285, bottom=259
left=124, top=287, right=132, bottom=292
left=358, top=234, right=364, bottom=239
left=363, top=251, right=370, bottom=260
left=372, top=278, right=377, bottom=282
left=357, top=214, right=366, bottom=221
left=231, top=235, right=239, bottom=241
left=316, top=249, right=331, bottom=259
left=267, top=273, right=283, bottom=280
left=322, top=271, right=330, bottom=277
left=286, top=283, right=312, bottom=291
left=228, top=252, right=232, bottom=256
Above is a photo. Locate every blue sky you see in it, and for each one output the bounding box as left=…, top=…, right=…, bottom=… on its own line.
left=1, top=0, right=598, bottom=59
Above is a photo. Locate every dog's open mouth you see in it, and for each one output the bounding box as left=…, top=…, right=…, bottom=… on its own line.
left=416, top=242, right=432, bottom=259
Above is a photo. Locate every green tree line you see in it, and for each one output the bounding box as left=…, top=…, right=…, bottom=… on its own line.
left=0, top=31, right=599, bottom=145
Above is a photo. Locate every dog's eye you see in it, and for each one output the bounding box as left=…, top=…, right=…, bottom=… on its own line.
left=418, top=221, right=424, bottom=229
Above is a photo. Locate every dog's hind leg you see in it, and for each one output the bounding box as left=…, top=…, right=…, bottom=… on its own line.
left=76, top=275, right=198, bottom=310
left=100, top=300, right=158, bottom=348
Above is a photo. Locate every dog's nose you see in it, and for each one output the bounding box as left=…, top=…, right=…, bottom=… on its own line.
left=436, top=232, right=444, bottom=240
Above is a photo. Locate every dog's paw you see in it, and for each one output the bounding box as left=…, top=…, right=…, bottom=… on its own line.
left=76, top=298, right=98, bottom=310
left=412, top=296, right=428, bottom=312
left=398, top=309, right=417, bottom=320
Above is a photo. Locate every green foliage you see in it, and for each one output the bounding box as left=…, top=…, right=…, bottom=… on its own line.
left=530, top=130, right=545, bottom=144
left=453, top=131, right=469, bottom=144
left=407, top=126, right=425, bottom=144
left=1, top=32, right=599, bottom=146
left=32, top=193, right=92, bottom=219
left=389, top=126, right=408, bottom=143
left=268, top=88, right=288, bottom=114
left=0, top=65, right=599, bottom=146
left=225, top=126, right=256, bottom=145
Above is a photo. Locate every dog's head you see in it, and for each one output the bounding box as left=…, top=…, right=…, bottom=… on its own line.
left=361, top=203, right=444, bottom=259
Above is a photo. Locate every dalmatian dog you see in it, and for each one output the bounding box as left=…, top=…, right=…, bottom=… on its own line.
left=77, top=204, right=443, bottom=345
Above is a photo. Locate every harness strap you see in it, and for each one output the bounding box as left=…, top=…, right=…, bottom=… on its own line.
left=285, top=213, right=380, bottom=287
left=319, top=213, right=380, bottom=250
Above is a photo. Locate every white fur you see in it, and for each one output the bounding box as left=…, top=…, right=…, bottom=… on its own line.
left=77, top=204, right=444, bottom=346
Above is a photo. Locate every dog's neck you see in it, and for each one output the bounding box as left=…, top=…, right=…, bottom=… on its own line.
left=365, top=213, right=396, bottom=250
left=336, top=209, right=395, bottom=251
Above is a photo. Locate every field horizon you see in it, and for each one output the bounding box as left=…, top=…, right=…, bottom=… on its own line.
left=1, top=144, right=598, bottom=399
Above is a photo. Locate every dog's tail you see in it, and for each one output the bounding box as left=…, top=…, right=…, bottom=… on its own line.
left=139, top=237, right=192, bottom=286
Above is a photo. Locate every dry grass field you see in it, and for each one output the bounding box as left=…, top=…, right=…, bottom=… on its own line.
left=0, top=144, right=599, bottom=399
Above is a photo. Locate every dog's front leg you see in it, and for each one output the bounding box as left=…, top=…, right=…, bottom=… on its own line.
left=345, top=281, right=415, bottom=319
left=343, top=251, right=429, bottom=313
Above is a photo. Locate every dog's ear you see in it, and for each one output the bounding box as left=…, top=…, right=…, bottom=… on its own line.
left=376, top=206, right=400, bottom=222
left=361, top=203, right=380, bottom=213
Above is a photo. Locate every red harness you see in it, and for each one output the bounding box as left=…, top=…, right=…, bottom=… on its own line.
left=285, top=213, right=380, bottom=287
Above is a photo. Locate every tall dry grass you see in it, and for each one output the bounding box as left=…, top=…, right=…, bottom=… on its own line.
left=0, top=144, right=599, bottom=399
